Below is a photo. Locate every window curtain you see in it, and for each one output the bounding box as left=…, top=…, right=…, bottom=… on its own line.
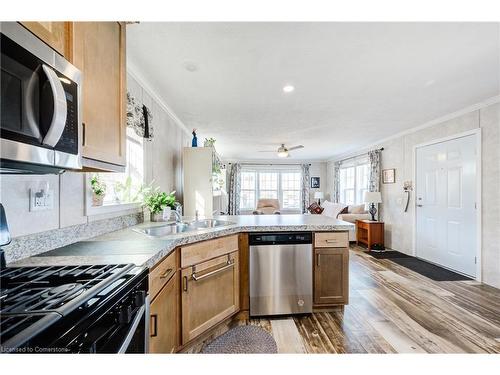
left=227, top=163, right=241, bottom=215
left=332, top=161, right=341, bottom=203
left=301, top=164, right=310, bottom=213
left=368, top=149, right=381, bottom=192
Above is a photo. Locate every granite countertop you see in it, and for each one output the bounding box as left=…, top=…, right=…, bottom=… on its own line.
left=9, top=214, right=354, bottom=269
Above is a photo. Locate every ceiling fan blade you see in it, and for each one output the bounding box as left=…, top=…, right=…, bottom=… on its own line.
left=287, top=145, right=304, bottom=151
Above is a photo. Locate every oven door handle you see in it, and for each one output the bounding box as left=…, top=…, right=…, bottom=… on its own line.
left=118, top=304, right=146, bottom=354
left=41, top=64, right=68, bottom=147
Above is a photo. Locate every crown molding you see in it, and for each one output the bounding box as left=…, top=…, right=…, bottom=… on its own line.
left=127, top=62, right=191, bottom=136
left=327, top=94, right=500, bottom=163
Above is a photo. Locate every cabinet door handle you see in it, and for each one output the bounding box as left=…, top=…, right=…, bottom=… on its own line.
left=82, top=122, right=86, bottom=146
left=183, top=275, right=188, bottom=292
left=159, top=268, right=173, bottom=280
left=150, top=314, right=158, bottom=337
left=192, top=259, right=235, bottom=282
left=317, top=254, right=321, bottom=267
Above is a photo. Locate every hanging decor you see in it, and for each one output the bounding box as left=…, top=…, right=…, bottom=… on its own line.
left=126, top=92, right=154, bottom=140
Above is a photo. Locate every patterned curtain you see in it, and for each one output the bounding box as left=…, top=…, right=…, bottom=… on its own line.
left=368, top=149, right=382, bottom=192
left=301, top=164, right=311, bottom=213
left=332, top=162, right=341, bottom=203
left=227, top=163, right=241, bottom=215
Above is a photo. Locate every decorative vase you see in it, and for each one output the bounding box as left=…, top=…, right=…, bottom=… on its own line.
left=150, top=212, right=163, bottom=222
left=192, top=129, right=198, bottom=147
left=92, top=193, right=104, bottom=207
left=162, top=207, right=172, bottom=221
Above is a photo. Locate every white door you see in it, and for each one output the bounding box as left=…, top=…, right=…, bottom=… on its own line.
left=415, top=134, right=477, bottom=277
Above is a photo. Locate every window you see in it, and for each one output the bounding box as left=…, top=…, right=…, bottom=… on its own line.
left=92, top=127, right=145, bottom=206
left=339, top=157, right=369, bottom=205
left=239, top=168, right=302, bottom=211
left=241, top=171, right=257, bottom=210
left=281, top=172, right=301, bottom=209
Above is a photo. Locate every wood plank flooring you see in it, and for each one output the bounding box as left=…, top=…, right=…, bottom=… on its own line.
left=188, top=245, right=500, bottom=353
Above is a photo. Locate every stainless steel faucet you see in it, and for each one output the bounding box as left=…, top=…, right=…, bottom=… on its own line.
left=173, top=210, right=182, bottom=223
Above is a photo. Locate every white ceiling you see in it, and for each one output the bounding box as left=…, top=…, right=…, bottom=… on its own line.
left=127, top=22, right=499, bottom=161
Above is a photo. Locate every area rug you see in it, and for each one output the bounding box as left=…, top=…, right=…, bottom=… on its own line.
left=201, top=325, right=278, bottom=354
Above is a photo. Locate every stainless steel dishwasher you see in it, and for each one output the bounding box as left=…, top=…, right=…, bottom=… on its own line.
left=249, top=232, right=312, bottom=316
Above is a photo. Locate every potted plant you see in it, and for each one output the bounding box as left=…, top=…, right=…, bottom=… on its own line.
left=143, top=188, right=177, bottom=222
left=90, top=175, right=107, bottom=206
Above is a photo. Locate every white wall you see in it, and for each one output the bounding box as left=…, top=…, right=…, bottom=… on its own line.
left=327, top=100, right=500, bottom=288
left=0, top=72, right=190, bottom=239
left=309, top=162, right=328, bottom=203
left=127, top=72, right=190, bottom=201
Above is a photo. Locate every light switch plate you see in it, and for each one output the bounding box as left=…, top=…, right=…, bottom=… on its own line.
left=29, top=189, right=54, bottom=211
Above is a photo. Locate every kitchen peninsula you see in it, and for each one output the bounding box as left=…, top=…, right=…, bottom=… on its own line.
left=9, top=214, right=354, bottom=353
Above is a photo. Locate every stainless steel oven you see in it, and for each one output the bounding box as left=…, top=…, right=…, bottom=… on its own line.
left=0, top=22, right=82, bottom=174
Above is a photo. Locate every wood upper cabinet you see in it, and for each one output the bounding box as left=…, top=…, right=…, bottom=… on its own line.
left=313, top=246, right=349, bottom=306
left=149, top=272, right=179, bottom=353
left=72, top=22, right=127, bottom=169
left=20, top=22, right=72, bottom=58
left=181, top=251, right=239, bottom=344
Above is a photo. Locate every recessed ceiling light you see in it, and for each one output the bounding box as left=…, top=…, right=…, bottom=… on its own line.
left=183, top=61, right=199, bottom=72
left=283, top=85, right=295, bottom=93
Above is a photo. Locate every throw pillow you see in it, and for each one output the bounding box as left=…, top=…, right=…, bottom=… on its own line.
left=307, top=202, right=324, bottom=214
left=349, top=204, right=366, bottom=214
left=321, top=201, right=347, bottom=218
left=338, top=206, right=349, bottom=216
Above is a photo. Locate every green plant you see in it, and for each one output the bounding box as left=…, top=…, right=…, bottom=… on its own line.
left=204, top=137, right=216, bottom=147
left=90, top=175, right=106, bottom=196
left=143, top=188, right=177, bottom=214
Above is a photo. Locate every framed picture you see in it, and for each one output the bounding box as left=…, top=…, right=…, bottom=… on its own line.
left=382, top=169, right=396, bottom=184
left=310, top=177, right=320, bottom=188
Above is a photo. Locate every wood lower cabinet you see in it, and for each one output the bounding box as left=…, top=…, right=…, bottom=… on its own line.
left=181, top=251, right=239, bottom=344
left=72, top=22, right=127, bottom=170
left=20, top=22, right=72, bottom=58
left=313, top=247, right=349, bottom=306
left=149, top=272, right=179, bottom=353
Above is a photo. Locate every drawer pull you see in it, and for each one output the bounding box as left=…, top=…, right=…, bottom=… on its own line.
left=326, top=239, right=338, bottom=243
left=159, top=268, right=174, bottom=280
left=192, top=259, right=235, bottom=282
left=150, top=314, right=158, bottom=337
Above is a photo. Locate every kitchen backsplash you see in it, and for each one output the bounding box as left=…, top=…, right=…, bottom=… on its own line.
left=3, top=211, right=144, bottom=264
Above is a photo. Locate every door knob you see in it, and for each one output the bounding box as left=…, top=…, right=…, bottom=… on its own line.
left=417, top=204, right=423, bottom=207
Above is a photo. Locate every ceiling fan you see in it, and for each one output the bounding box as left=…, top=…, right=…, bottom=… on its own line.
left=258, top=143, right=304, bottom=158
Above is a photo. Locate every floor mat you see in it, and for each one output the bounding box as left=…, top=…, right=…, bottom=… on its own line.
left=389, top=257, right=472, bottom=281
left=366, top=250, right=411, bottom=259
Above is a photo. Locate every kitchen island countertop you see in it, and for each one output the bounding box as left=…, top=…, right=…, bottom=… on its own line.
left=9, top=214, right=354, bottom=269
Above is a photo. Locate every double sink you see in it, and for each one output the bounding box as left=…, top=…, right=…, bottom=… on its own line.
left=134, top=219, right=235, bottom=238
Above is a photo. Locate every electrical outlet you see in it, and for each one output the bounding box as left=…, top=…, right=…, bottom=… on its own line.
left=29, top=188, right=54, bottom=212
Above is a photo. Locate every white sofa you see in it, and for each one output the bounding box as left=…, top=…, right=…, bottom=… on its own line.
left=320, top=201, right=371, bottom=241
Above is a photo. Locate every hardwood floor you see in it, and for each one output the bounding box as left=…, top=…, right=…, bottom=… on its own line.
left=187, top=245, right=500, bottom=353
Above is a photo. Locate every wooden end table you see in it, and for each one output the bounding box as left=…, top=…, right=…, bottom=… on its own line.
left=356, top=220, right=385, bottom=251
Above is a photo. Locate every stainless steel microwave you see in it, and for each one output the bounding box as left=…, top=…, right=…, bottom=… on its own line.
left=0, top=22, right=82, bottom=174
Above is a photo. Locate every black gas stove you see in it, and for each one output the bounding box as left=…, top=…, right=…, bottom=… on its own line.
left=0, top=263, right=149, bottom=353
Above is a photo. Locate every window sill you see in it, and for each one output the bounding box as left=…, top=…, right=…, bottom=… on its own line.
left=85, top=202, right=142, bottom=217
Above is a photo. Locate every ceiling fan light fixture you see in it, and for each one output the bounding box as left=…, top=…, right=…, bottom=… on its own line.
left=278, top=150, right=289, bottom=158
